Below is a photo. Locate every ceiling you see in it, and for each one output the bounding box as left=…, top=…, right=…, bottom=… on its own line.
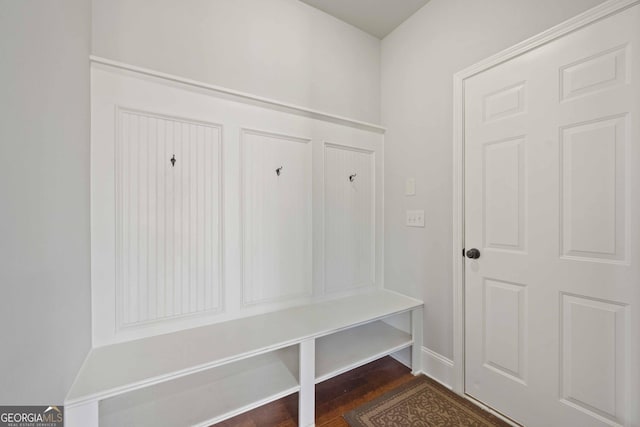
left=300, top=0, right=430, bottom=39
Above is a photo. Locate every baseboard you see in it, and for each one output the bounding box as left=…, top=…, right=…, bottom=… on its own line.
left=421, top=347, right=454, bottom=389
left=390, top=346, right=454, bottom=389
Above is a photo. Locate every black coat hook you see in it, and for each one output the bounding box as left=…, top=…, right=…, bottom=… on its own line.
left=170, top=154, right=176, bottom=167
left=349, top=173, right=357, bottom=182
left=276, top=166, right=284, bottom=176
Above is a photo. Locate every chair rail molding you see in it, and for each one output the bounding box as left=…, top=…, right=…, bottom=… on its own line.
left=90, top=56, right=386, bottom=134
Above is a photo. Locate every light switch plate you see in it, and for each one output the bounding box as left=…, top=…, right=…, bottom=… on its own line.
left=405, top=178, right=416, bottom=196
left=406, top=210, right=425, bottom=227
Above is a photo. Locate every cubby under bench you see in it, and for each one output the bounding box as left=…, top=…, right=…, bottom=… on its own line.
left=65, top=290, right=424, bottom=427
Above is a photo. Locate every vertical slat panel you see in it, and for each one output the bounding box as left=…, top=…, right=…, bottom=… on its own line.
left=173, top=121, right=181, bottom=315
left=324, top=144, right=375, bottom=294
left=139, top=115, right=149, bottom=322
left=241, top=129, right=312, bottom=305
left=211, top=126, right=221, bottom=310
left=128, top=113, right=139, bottom=324
left=156, top=119, right=166, bottom=319
left=197, top=126, right=206, bottom=311
left=174, top=121, right=183, bottom=316
left=204, top=127, right=212, bottom=310
left=116, top=109, right=222, bottom=329
left=147, top=117, right=158, bottom=320
left=187, top=123, right=195, bottom=313
left=120, top=112, right=130, bottom=325
left=184, top=121, right=191, bottom=315
left=165, top=120, right=175, bottom=318
left=195, top=126, right=202, bottom=311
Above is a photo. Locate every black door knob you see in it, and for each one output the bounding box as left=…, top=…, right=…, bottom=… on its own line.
left=466, top=248, right=480, bottom=259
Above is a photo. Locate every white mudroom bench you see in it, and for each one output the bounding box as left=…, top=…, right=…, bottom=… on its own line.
left=65, top=290, right=423, bottom=427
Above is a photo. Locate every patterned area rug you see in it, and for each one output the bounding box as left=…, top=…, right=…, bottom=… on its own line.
left=343, top=375, right=510, bottom=427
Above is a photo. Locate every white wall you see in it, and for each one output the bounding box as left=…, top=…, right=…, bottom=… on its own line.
left=92, top=0, right=381, bottom=124
left=381, top=0, right=605, bottom=362
left=0, top=0, right=92, bottom=404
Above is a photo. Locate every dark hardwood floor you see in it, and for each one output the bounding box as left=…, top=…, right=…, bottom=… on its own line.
left=214, top=356, right=414, bottom=427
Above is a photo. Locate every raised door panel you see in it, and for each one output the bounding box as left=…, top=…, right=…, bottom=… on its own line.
left=483, top=82, right=526, bottom=123
left=324, top=144, right=375, bottom=294
left=560, top=45, right=629, bottom=102
left=117, top=109, right=223, bottom=329
left=242, top=129, right=312, bottom=304
left=561, top=294, right=627, bottom=423
left=560, top=115, right=627, bottom=263
left=483, top=137, right=526, bottom=252
left=483, top=279, right=527, bottom=384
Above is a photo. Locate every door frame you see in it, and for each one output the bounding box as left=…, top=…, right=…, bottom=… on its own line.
left=451, top=0, right=639, bottom=396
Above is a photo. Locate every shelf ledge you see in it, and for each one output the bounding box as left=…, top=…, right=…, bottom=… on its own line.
left=66, top=289, right=423, bottom=408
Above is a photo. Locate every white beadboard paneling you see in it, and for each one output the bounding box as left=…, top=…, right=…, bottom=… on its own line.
left=92, top=63, right=384, bottom=345
left=241, top=129, right=312, bottom=305
left=116, top=108, right=223, bottom=329
left=324, top=143, right=375, bottom=294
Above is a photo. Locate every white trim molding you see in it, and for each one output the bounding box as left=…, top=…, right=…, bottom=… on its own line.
left=239, top=128, right=313, bottom=307
left=390, top=346, right=454, bottom=389
left=422, top=347, right=454, bottom=389
left=451, top=0, right=640, bottom=396
left=322, top=142, right=377, bottom=297
left=90, top=56, right=386, bottom=134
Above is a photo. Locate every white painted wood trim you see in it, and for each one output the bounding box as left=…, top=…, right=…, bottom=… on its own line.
left=299, top=339, right=316, bottom=427
left=411, top=308, right=424, bottom=375
left=239, top=127, right=313, bottom=306
left=322, top=141, right=377, bottom=296
left=453, top=0, right=640, bottom=82
left=319, top=341, right=413, bottom=384
left=91, top=64, right=385, bottom=345
left=383, top=287, right=425, bottom=306
left=389, top=347, right=411, bottom=369
left=192, top=387, right=301, bottom=427
left=451, top=0, right=640, bottom=398
left=452, top=69, right=465, bottom=395
left=90, top=56, right=386, bottom=134
left=113, top=106, right=226, bottom=331
left=315, top=321, right=412, bottom=382
left=66, top=290, right=421, bottom=407
left=422, top=347, right=454, bottom=390
left=390, top=346, right=454, bottom=389
left=98, top=350, right=300, bottom=427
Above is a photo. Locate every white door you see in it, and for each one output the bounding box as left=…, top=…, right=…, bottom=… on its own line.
left=464, top=4, right=639, bottom=426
